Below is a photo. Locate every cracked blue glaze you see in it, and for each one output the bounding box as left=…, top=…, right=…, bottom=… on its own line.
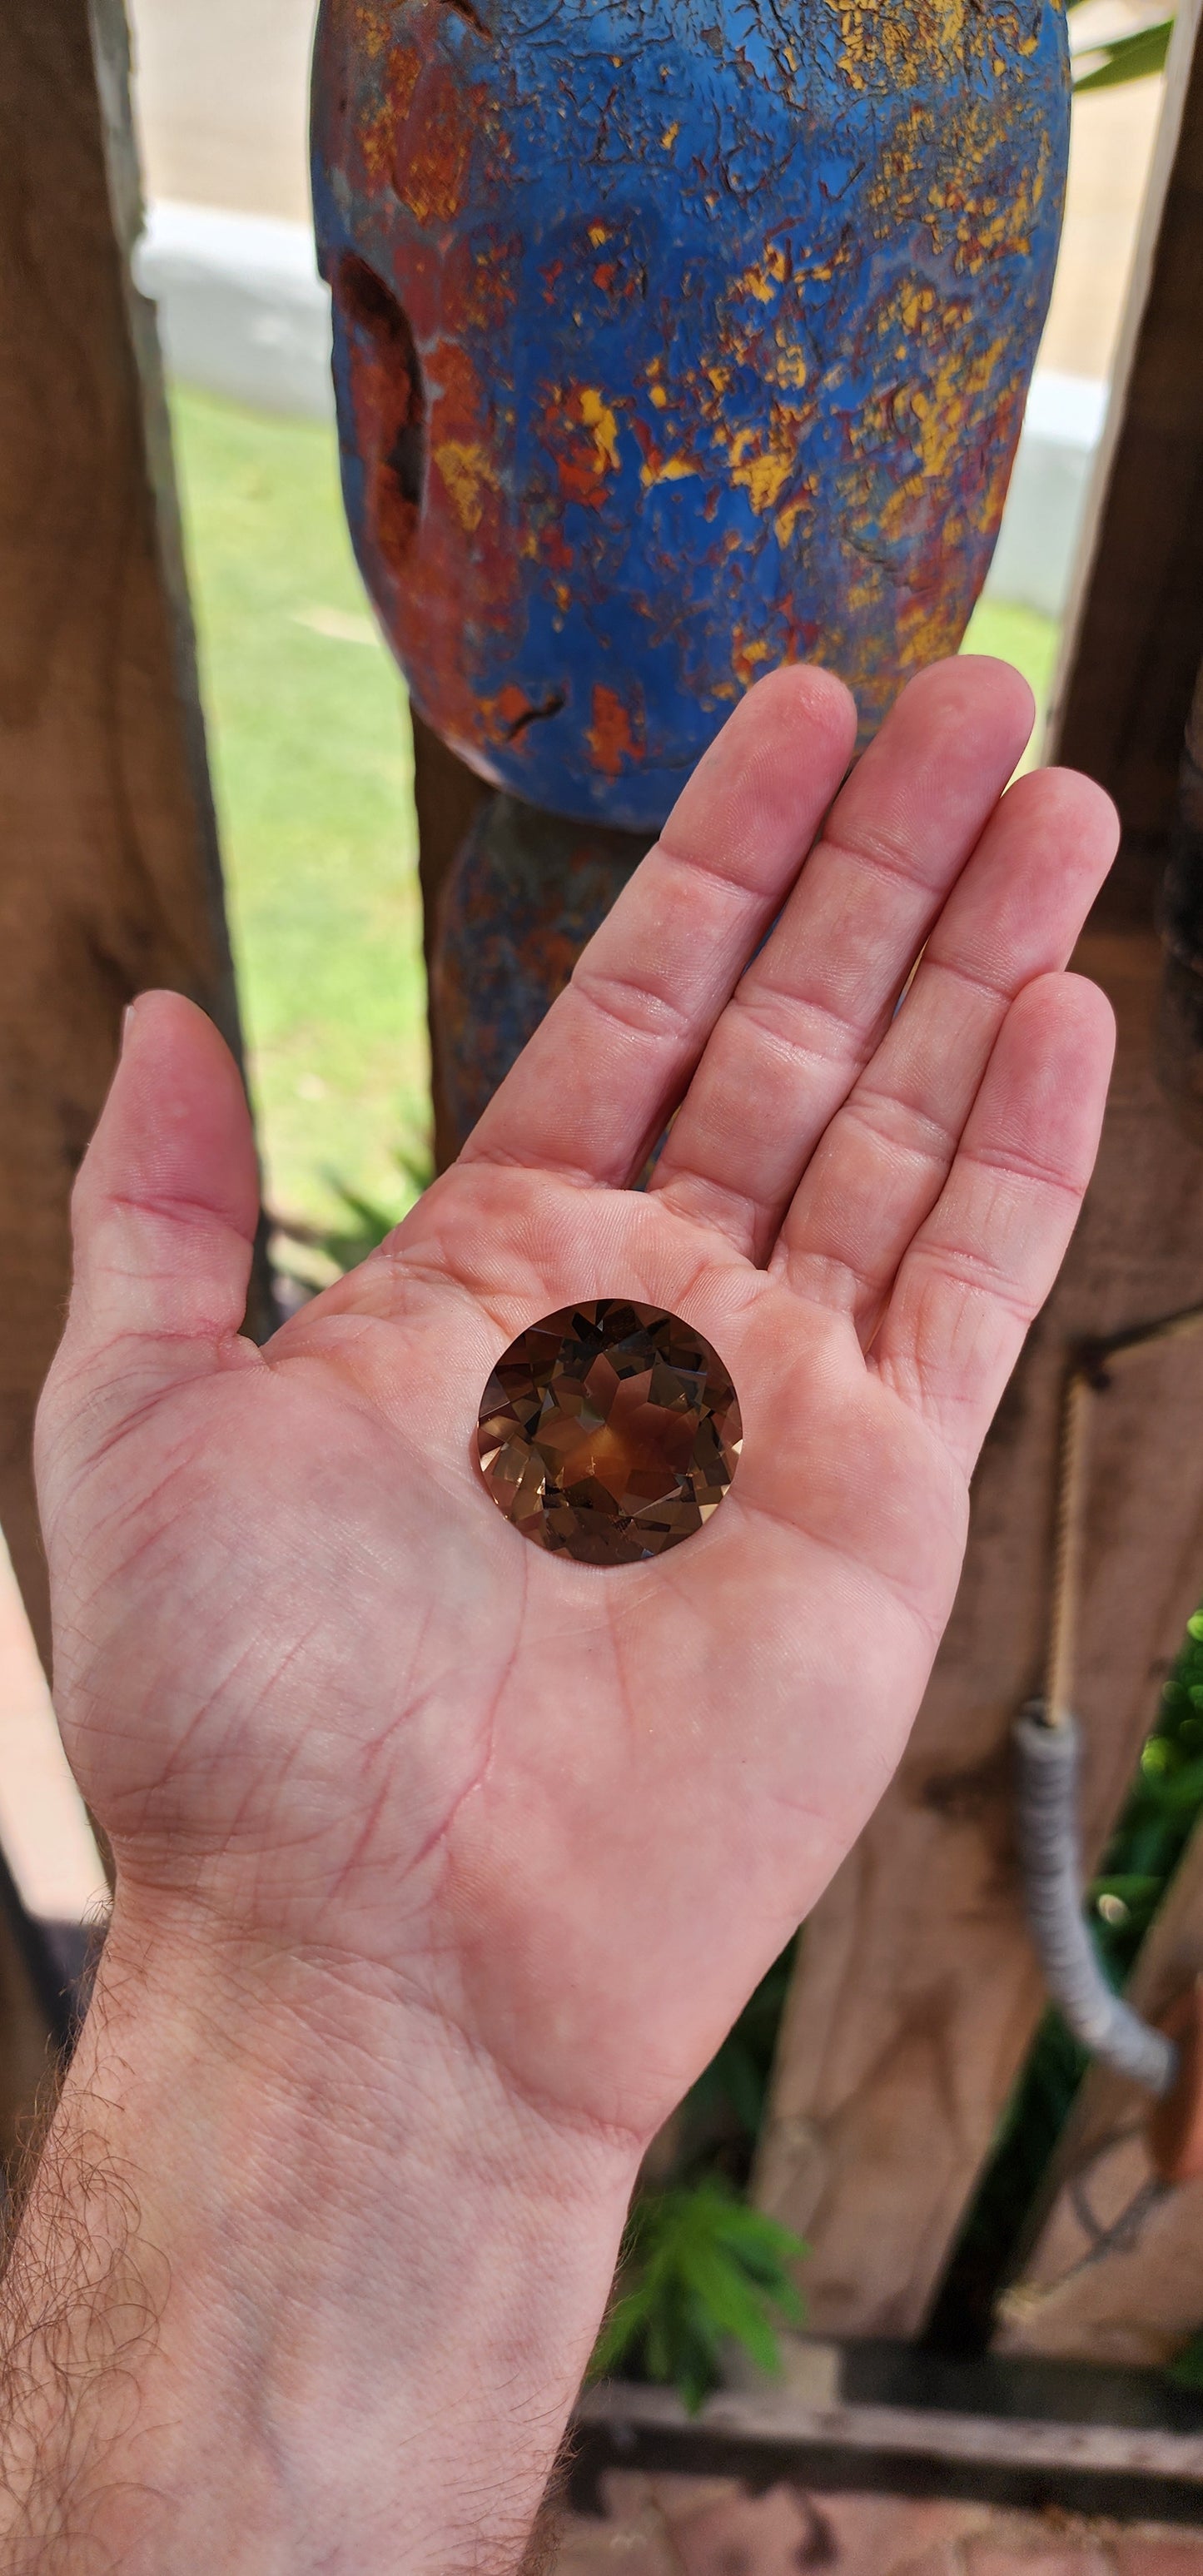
left=314, top=0, right=1069, bottom=829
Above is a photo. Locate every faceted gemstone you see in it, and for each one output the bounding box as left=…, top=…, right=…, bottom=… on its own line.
left=476, top=1300, right=742, bottom=1565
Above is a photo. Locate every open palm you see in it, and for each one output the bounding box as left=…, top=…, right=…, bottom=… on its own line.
left=37, top=659, right=1116, bottom=2153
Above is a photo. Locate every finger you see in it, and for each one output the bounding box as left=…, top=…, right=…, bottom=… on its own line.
left=775, top=767, right=1119, bottom=1331
left=648, top=656, right=1035, bottom=1260
left=872, top=974, right=1116, bottom=1478
left=458, top=664, right=857, bottom=1187
left=39, top=993, right=261, bottom=1452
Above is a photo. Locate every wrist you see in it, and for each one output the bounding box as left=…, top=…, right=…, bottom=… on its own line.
left=2, top=1895, right=639, bottom=2575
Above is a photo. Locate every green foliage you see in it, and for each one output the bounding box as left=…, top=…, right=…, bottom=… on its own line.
left=925, top=2001, right=1091, bottom=2354
left=1169, top=2329, right=1203, bottom=2393
left=169, top=388, right=430, bottom=1240
left=1089, top=1609, right=1203, bottom=1986
left=1067, top=0, right=1174, bottom=92
left=591, top=2181, right=808, bottom=2414
left=275, top=1143, right=434, bottom=1288
left=674, top=1942, right=797, bottom=2175
left=313, top=1182, right=411, bottom=1275
left=588, top=1949, right=803, bottom=2410
left=1073, top=17, right=1173, bottom=91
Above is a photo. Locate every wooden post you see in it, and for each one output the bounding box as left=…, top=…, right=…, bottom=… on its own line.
left=997, top=699, right=1203, bottom=2365
left=425, top=791, right=652, bottom=1164
left=996, top=1814, right=1203, bottom=2366
left=753, top=0, right=1203, bottom=2342
left=410, top=713, right=490, bottom=1172
left=0, top=0, right=272, bottom=2135
left=315, top=0, right=1076, bottom=1183
left=0, top=0, right=271, bottom=1668
left=1049, top=0, right=1203, bottom=873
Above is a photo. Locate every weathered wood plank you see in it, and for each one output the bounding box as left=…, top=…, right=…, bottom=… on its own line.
left=410, top=709, right=490, bottom=1171
left=997, top=1811, right=1203, bottom=2367
left=754, top=1076, right=1203, bottom=2340
left=0, top=0, right=265, bottom=1669
left=751, top=0, right=1203, bottom=2340
left=573, top=2375, right=1203, bottom=2525
left=0, top=0, right=271, bottom=2136
left=1048, top=0, right=1203, bottom=878
left=579, top=2370, right=1203, bottom=2482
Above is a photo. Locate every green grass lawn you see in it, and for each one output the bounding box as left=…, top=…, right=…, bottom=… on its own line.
left=171, top=387, right=428, bottom=1240
left=171, top=385, right=1060, bottom=1235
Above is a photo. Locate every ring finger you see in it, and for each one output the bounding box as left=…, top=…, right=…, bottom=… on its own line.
left=772, top=764, right=1118, bottom=1334
left=649, top=656, right=1036, bottom=1262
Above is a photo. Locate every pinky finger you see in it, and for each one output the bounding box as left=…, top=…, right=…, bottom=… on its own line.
left=871, top=973, right=1116, bottom=1479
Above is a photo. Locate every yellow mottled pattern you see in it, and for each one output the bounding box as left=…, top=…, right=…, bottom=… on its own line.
left=826, top=0, right=968, bottom=91
left=830, top=311, right=1022, bottom=714
left=774, top=485, right=814, bottom=550
left=349, top=0, right=390, bottom=63
left=723, top=408, right=811, bottom=515
left=841, top=273, right=1020, bottom=544
left=732, top=634, right=773, bottom=689
left=590, top=8, right=1061, bottom=740
left=357, top=113, right=391, bottom=187
left=869, top=89, right=1051, bottom=262
left=770, top=333, right=808, bottom=393
left=579, top=387, right=621, bottom=473
left=738, top=245, right=789, bottom=306
left=888, top=335, right=1012, bottom=527
left=639, top=453, right=698, bottom=489
left=434, top=440, right=498, bottom=535
left=824, top=0, right=1057, bottom=94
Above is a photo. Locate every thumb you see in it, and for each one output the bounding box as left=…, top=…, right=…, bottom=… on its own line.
left=41, top=992, right=262, bottom=1452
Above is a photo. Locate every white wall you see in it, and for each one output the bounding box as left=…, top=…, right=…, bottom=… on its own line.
left=127, top=0, right=318, bottom=225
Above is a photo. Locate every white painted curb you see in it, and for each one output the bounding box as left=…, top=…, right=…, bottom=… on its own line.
left=135, top=200, right=1104, bottom=624
left=135, top=201, right=335, bottom=423
left=986, top=369, right=1108, bottom=621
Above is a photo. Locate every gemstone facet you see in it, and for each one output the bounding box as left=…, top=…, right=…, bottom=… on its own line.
left=476, top=1300, right=743, bottom=1565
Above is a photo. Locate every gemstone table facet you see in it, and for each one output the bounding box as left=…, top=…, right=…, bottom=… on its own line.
left=476, top=1300, right=743, bottom=1565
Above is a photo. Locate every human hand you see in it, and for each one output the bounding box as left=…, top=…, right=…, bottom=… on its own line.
left=13, top=656, right=1117, bottom=2573
left=37, top=655, right=1116, bottom=2154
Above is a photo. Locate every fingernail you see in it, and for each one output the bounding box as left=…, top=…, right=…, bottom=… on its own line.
left=121, top=998, right=142, bottom=1052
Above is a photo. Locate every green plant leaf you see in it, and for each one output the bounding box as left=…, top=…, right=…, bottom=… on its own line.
left=589, top=2181, right=808, bottom=2414
left=1074, top=18, right=1173, bottom=89
left=275, top=1139, right=435, bottom=1287
left=1159, top=1756, right=1203, bottom=1811
left=590, top=2280, right=658, bottom=2379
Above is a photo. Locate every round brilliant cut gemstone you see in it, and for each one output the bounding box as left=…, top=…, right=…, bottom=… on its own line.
left=475, top=1300, right=742, bottom=1565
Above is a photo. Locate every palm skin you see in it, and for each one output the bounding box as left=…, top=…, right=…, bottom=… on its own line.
left=36, top=657, right=1117, bottom=2156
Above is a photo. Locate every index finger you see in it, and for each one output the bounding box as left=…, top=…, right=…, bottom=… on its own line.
left=458, top=664, right=857, bottom=1188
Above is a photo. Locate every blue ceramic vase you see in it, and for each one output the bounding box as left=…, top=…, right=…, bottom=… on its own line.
left=313, top=0, right=1069, bottom=831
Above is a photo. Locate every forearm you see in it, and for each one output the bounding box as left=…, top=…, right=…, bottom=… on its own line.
left=0, top=1906, right=638, bottom=2575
